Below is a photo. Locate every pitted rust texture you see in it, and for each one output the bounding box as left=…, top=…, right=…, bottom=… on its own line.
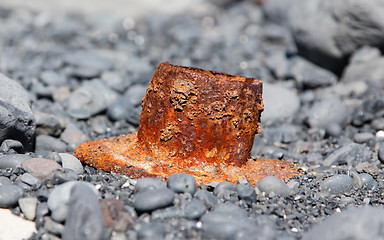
left=75, top=62, right=300, bottom=186
left=137, top=63, right=263, bottom=167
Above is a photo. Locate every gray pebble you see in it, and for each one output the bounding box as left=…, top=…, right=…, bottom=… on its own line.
left=18, top=197, right=38, bottom=220
left=62, top=182, right=104, bottom=240
left=0, top=139, right=24, bottom=153
left=0, top=184, right=24, bottom=208
left=52, top=168, right=79, bottom=185
left=213, top=181, right=238, bottom=201
left=40, top=70, right=64, bottom=86
left=182, top=199, right=206, bottom=220
left=353, top=132, right=374, bottom=144
left=0, top=176, right=12, bottom=186
left=18, top=173, right=41, bottom=190
left=59, top=153, right=84, bottom=174
left=35, top=135, right=67, bottom=153
left=378, top=142, right=384, bottom=163
left=166, top=173, right=197, bottom=195
left=255, top=176, right=290, bottom=196
left=305, top=98, right=349, bottom=129
left=236, top=184, right=256, bottom=202
left=107, top=96, right=141, bottom=125
left=134, top=178, right=166, bottom=193
left=133, top=188, right=175, bottom=213
left=323, top=141, right=373, bottom=166
left=194, top=189, right=219, bottom=208
left=21, top=158, right=61, bottom=181
left=325, top=123, right=343, bottom=137
left=359, top=173, right=378, bottom=190
left=48, top=181, right=97, bottom=222
left=44, top=216, right=65, bottom=236
left=0, top=154, right=31, bottom=169
left=320, top=174, right=354, bottom=195
left=303, top=206, right=384, bottom=240
left=60, top=122, right=89, bottom=150
left=67, top=79, right=118, bottom=119
left=124, top=84, right=147, bottom=106
left=262, top=83, right=300, bottom=126
left=137, top=222, right=166, bottom=240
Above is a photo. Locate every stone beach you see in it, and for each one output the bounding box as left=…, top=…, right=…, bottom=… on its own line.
left=1, top=0, right=384, bottom=239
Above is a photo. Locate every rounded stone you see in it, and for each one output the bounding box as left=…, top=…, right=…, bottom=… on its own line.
left=59, top=153, right=84, bottom=174
left=137, top=222, right=166, bottom=240
left=134, top=178, right=166, bottom=193
left=0, top=154, right=32, bottom=169
left=0, top=185, right=24, bottom=208
left=182, top=199, right=206, bottom=220
left=133, top=188, right=175, bottom=213
left=213, top=181, right=238, bottom=201
left=166, top=173, right=197, bottom=195
left=255, top=176, right=290, bottom=196
left=320, top=174, right=354, bottom=195
left=359, top=173, right=377, bottom=190
left=18, top=197, right=38, bottom=220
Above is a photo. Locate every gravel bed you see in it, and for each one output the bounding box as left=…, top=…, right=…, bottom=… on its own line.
left=1, top=1, right=384, bottom=239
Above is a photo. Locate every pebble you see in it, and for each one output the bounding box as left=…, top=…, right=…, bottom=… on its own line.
left=0, top=176, right=12, bottom=186
left=52, top=168, right=79, bottom=185
left=62, top=182, right=104, bottom=240
left=44, top=216, right=65, bottom=236
left=47, top=181, right=97, bottom=222
left=255, top=176, right=290, bottom=196
left=133, top=188, right=175, bottom=213
left=134, top=178, right=166, bottom=193
left=353, top=132, right=374, bottom=144
left=262, top=83, right=300, bottom=125
left=67, top=79, right=119, bottom=119
left=305, top=98, right=349, bottom=129
left=378, top=142, right=384, bottom=163
left=166, top=173, right=197, bottom=195
left=359, top=173, right=378, bottom=190
left=0, top=184, right=24, bottom=208
left=35, top=135, right=67, bottom=153
left=100, top=198, right=132, bottom=232
left=322, top=142, right=373, bottom=166
left=182, top=199, right=206, bottom=220
left=0, top=73, right=36, bottom=152
left=320, top=174, right=354, bottom=195
left=213, top=181, right=238, bottom=201
left=0, top=154, right=31, bottom=169
left=303, top=206, right=384, bottom=240
left=236, top=184, right=257, bottom=202
left=194, top=189, right=219, bottom=208
left=124, top=84, right=148, bottom=106
left=0, top=139, right=24, bottom=153
left=21, top=158, right=61, bottom=181
left=137, top=222, right=166, bottom=240
left=18, top=173, right=42, bottom=190
left=58, top=153, right=84, bottom=174
left=60, top=122, right=89, bottom=150
left=18, top=197, right=38, bottom=220
left=107, top=96, right=141, bottom=125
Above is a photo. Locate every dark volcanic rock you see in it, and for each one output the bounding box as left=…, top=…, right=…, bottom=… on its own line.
left=0, top=73, right=35, bottom=151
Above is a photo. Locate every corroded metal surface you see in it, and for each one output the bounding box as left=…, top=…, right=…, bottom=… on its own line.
left=75, top=62, right=300, bottom=186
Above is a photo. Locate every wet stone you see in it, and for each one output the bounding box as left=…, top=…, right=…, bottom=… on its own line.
left=0, top=154, right=31, bottom=169
left=133, top=188, right=175, bottom=213
left=255, top=176, right=290, bottom=196
left=18, top=197, right=38, bottom=220
left=320, top=174, right=354, bottom=195
left=0, top=184, right=24, bottom=208
left=62, top=183, right=104, bottom=240
left=167, top=173, right=197, bottom=195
